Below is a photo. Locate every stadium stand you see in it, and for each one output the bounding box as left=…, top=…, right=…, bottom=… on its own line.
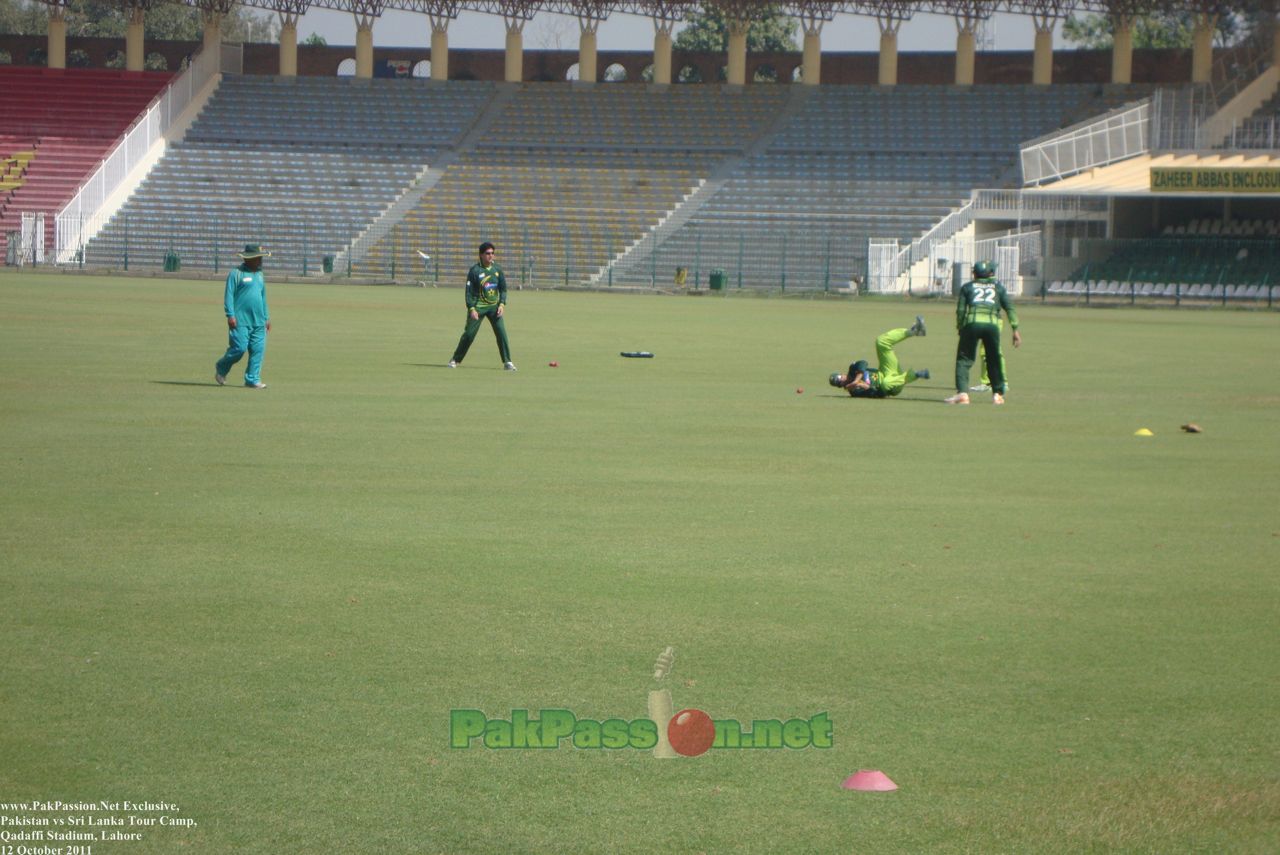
left=604, top=84, right=1154, bottom=290
left=353, top=83, right=789, bottom=283
left=1058, top=226, right=1278, bottom=293
left=78, top=76, right=496, bottom=271
left=0, top=66, right=172, bottom=261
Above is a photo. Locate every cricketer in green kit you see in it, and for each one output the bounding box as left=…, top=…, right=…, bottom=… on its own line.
left=828, top=316, right=930, bottom=398
left=448, top=242, right=515, bottom=371
left=946, top=260, right=1021, bottom=406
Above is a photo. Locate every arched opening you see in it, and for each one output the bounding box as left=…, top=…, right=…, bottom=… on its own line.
left=677, top=64, right=701, bottom=83
left=67, top=49, right=92, bottom=68
left=27, top=47, right=48, bottom=66
left=640, top=63, right=654, bottom=83
left=791, top=66, right=803, bottom=83
left=753, top=64, right=777, bottom=83
left=603, top=63, right=626, bottom=82
left=412, top=60, right=431, bottom=78
left=105, top=49, right=124, bottom=69
left=145, top=52, right=167, bottom=70
left=565, top=62, right=579, bottom=81
left=336, top=57, right=356, bottom=77
left=0, top=50, right=11, bottom=65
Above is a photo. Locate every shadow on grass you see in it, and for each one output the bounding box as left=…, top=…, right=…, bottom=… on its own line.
left=404, top=363, right=503, bottom=370
left=151, top=380, right=226, bottom=388
left=826, top=386, right=952, bottom=404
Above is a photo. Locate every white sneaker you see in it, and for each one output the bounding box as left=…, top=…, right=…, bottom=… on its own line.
left=969, top=383, right=991, bottom=392
left=503, top=362, right=517, bottom=372
left=245, top=381, right=267, bottom=389
left=215, top=373, right=226, bottom=386
left=447, top=360, right=458, bottom=368
left=992, top=393, right=1005, bottom=405
left=944, top=392, right=970, bottom=405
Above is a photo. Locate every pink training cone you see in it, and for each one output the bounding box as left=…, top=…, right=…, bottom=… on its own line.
left=841, top=770, right=898, bottom=791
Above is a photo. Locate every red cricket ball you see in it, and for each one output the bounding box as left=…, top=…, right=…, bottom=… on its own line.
left=667, top=708, right=716, bottom=757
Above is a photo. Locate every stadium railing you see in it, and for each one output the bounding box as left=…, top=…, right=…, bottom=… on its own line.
left=54, top=43, right=241, bottom=264
left=1020, top=100, right=1150, bottom=186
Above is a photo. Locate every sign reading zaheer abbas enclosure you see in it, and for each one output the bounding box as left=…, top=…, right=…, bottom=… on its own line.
left=1150, top=166, right=1280, bottom=193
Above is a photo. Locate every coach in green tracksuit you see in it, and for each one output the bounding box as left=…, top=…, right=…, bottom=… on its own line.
left=945, top=260, right=1021, bottom=406
left=828, top=316, right=930, bottom=398
left=448, top=242, right=515, bottom=371
left=214, top=244, right=271, bottom=389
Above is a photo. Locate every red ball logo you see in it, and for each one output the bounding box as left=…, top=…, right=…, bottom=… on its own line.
left=667, top=708, right=716, bottom=757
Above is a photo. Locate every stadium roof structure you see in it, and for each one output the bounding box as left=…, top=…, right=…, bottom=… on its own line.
left=27, top=0, right=1263, bottom=27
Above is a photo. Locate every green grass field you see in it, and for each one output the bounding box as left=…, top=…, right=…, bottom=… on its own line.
left=2, top=273, right=1278, bottom=854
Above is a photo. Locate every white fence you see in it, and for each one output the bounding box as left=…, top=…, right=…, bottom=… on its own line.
left=18, top=212, right=45, bottom=265
left=867, top=201, right=975, bottom=295
left=55, top=43, right=242, bottom=263
left=1021, top=100, right=1150, bottom=186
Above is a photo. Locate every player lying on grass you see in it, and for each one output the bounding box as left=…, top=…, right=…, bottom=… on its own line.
left=828, top=316, right=930, bottom=398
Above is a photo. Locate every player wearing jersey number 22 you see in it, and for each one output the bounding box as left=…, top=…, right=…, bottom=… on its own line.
left=945, top=260, right=1021, bottom=406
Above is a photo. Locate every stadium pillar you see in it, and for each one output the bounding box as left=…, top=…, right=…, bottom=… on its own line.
left=727, top=19, right=748, bottom=85
left=878, top=26, right=899, bottom=86
left=1275, top=21, right=1280, bottom=67
left=652, top=26, right=673, bottom=84
left=1032, top=16, right=1054, bottom=85
left=356, top=23, right=374, bottom=78
left=1111, top=17, right=1133, bottom=84
left=505, top=19, right=525, bottom=83
left=1191, top=13, right=1216, bottom=83
left=431, top=21, right=449, bottom=81
left=201, top=10, right=223, bottom=56
left=126, top=6, right=145, bottom=72
left=279, top=15, right=299, bottom=77
left=578, top=24, right=599, bottom=83
left=954, top=25, right=976, bottom=85
left=801, top=28, right=821, bottom=85
left=47, top=8, right=66, bottom=69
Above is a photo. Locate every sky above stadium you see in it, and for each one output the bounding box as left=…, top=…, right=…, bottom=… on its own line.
left=295, top=8, right=1068, bottom=54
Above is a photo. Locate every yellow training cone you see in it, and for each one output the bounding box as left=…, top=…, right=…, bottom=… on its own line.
left=1134, top=428, right=1154, bottom=436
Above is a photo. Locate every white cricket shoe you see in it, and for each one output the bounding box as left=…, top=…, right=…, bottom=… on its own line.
left=943, top=392, right=971, bottom=405
left=447, top=360, right=458, bottom=368
left=969, top=383, right=991, bottom=392
left=504, top=362, right=518, bottom=372
left=992, top=393, right=1005, bottom=405
left=215, top=373, right=226, bottom=386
